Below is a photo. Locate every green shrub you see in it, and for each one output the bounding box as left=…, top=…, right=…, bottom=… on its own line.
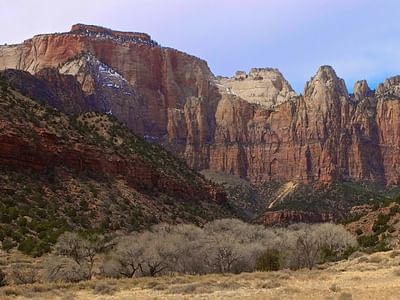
left=256, top=250, right=281, bottom=271
left=320, top=245, right=337, bottom=262
left=0, top=77, right=8, bottom=95
left=16, top=217, right=28, bottom=227
left=389, top=205, right=400, bottom=216
left=372, top=213, right=390, bottom=234
left=18, top=237, right=36, bottom=255
left=357, top=235, right=378, bottom=248
left=2, top=238, right=16, bottom=252
left=0, top=269, right=6, bottom=287
left=342, top=246, right=358, bottom=259
left=374, top=239, right=391, bottom=252
left=79, top=200, right=89, bottom=210
left=341, top=213, right=363, bottom=225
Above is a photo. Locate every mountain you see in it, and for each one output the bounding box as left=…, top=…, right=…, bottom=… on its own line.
left=0, top=73, right=231, bottom=255
left=1, top=24, right=399, bottom=187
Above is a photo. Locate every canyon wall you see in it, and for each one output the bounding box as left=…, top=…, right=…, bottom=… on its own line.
left=1, top=24, right=400, bottom=185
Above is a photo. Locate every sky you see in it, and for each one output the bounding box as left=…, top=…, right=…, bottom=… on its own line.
left=1, top=0, right=400, bottom=92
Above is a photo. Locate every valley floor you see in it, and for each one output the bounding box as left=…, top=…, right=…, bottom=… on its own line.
left=3, top=250, right=400, bottom=300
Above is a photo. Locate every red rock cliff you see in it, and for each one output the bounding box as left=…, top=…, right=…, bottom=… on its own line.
left=1, top=25, right=400, bottom=185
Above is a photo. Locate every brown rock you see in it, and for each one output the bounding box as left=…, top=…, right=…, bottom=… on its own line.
left=353, top=80, right=371, bottom=101
left=0, top=129, right=220, bottom=203
left=255, top=210, right=334, bottom=226
left=1, top=25, right=400, bottom=186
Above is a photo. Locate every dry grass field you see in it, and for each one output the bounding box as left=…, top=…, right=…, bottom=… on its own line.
left=0, top=250, right=399, bottom=300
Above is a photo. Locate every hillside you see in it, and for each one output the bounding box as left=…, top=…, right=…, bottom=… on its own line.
left=0, top=74, right=232, bottom=256
left=201, top=169, right=400, bottom=225
left=346, top=196, right=400, bottom=251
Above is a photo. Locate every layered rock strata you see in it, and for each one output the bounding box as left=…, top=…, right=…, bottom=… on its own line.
left=1, top=24, right=400, bottom=185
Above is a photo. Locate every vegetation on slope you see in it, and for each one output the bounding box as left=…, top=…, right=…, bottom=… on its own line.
left=270, top=182, right=400, bottom=216
left=345, top=195, right=400, bottom=253
left=200, top=170, right=281, bottom=220
left=0, top=75, right=233, bottom=256
left=203, top=168, right=400, bottom=223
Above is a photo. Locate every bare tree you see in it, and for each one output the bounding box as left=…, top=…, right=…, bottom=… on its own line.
left=136, top=230, right=174, bottom=277
left=54, top=232, right=88, bottom=265
left=83, top=234, right=109, bottom=279
left=43, top=256, right=89, bottom=282
left=168, top=224, right=208, bottom=274
left=103, top=235, right=145, bottom=278
left=53, top=232, right=107, bottom=280
left=203, top=219, right=258, bottom=273
left=314, top=223, right=357, bottom=261
left=285, top=223, right=358, bottom=270
left=97, top=220, right=358, bottom=277
left=10, top=263, right=38, bottom=284
left=294, top=226, right=320, bottom=270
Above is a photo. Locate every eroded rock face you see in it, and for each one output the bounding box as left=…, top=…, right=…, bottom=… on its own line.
left=217, top=68, right=297, bottom=108
left=375, top=77, right=400, bottom=185
left=209, top=66, right=351, bottom=183
left=1, top=24, right=400, bottom=185
left=353, top=80, right=372, bottom=101
left=210, top=65, right=400, bottom=185
left=0, top=129, right=225, bottom=203
left=255, top=210, right=334, bottom=226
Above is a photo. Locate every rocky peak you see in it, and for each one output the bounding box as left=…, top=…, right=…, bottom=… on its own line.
left=217, top=67, right=297, bottom=108
left=376, top=75, right=400, bottom=98
left=353, top=80, right=372, bottom=101
left=304, top=65, right=348, bottom=102
left=234, top=70, right=247, bottom=80
left=70, top=23, right=158, bottom=46
left=305, top=65, right=344, bottom=89
left=314, top=65, right=338, bottom=81
left=71, top=23, right=150, bottom=41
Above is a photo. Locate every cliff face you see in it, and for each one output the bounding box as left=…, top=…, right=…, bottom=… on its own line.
left=1, top=24, right=400, bottom=185
left=209, top=66, right=399, bottom=184
left=0, top=24, right=217, bottom=171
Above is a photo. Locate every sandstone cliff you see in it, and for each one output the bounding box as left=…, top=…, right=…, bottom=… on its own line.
left=1, top=24, right=400, bottom=186
left=217, top=68, right=297, bottom=107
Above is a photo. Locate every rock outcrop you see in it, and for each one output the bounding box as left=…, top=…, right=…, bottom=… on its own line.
left=217, top=68, right=297, bottom=107
left=255, top=210, right=334, bottom=226
left=1, top=24, right=400, bottom=186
